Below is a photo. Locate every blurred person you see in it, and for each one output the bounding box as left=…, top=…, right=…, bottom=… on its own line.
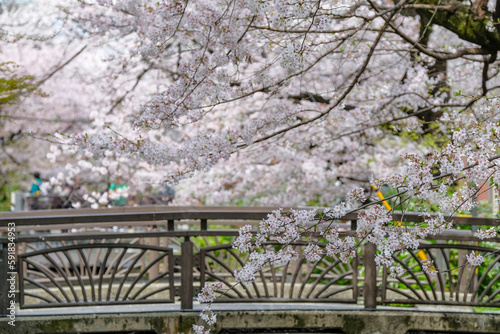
left=30, top=172, right=43, bottom=195
left=29, top=172, right=47, bottom=210
left=159, top=184, right=175, bottom=204
left=67, top=177, right=88, bottom=208
left=139, top=184, right=158, bottom=205
left=108, top=177, right=129, bottom=206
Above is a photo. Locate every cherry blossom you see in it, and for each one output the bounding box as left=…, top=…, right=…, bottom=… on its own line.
left=4, top=2, right=500, bottom=330
left=421, top=260, right=437, bottom=276
left=466, top=252, right=485, bottom=267
left=475, top=227, right=497, bottom=240
left=197, top=282, right=224, bottom=303
left=192, top=325, right=210, bottom=334
left=200, top=306, right=217, bottom=326
left=304, top=243, right=325, bottom=262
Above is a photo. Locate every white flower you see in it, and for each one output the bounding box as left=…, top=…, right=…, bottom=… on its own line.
left=421, top=260, right=437, bottom=276
left=486, top=20, right=496, bottom=33
left=280, top=43, right=308, bottom=70
left=389, top=265, right=405, bottom=278
left=192, top=325, right=210, bottom=334
left=466, top=252, right=484, bottom=267
left=197, top=282, right=223, bottom=303
left=200, top=306, right=217, bottom=325
left=475, top=227, right=496, bottom=240
left=304, top=244, right=324, bottom=262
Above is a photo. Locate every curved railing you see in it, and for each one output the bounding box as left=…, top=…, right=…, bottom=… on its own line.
left=1, top=207, right=500, bottom=313
left=18, top=243, right=174, bottom=308
left=381, top=243, right=500, bottom=306
left=200, top=242, right=359, bottom=303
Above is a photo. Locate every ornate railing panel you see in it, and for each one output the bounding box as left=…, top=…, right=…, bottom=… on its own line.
left=18, top=243, right=174, bottom=308
left=200, top=243, right=358, bottom=303
left=2, top=208, right=500, bottom=313
left=381, top=244, right=500, bottom=306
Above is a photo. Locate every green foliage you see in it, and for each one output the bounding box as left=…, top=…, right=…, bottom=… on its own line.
left=381, top=187, right=441, bottom=213
left=385, top=303, right=414, bottom=308
left=379, top=120, right=451, bottom=154
left=474, top=306, right=500, bottom=313
left=192, top=232, right=235, bottom=249
left=0, top=61, right=37, bottom=106
left=0, top=175, right=20, bottom=211
left=0, top=61, right=42, bottom=211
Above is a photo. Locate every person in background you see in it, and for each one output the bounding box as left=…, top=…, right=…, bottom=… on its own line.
left=108, top=177, right=129, bottom=206
left=29, top=172, right=44, bottom=210
left=140, top=184, right=158, bottom=205
left=68, top=176, right=87, bottom=208
left=30, top=172, right=42, bottom=195
left=159, top=184, right=175, bottom=204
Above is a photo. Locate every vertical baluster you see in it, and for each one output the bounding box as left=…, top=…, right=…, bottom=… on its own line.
left=149, top=225, right=159, bottom=279
left=364, top=242, right=377, bottom=309
left=168, top=220, right=175, bottom=231
left=351, top=220, right=359, bottom=301
left=181, top=237, right=194, bottom=309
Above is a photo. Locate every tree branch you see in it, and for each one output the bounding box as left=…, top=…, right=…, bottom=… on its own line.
left=414, top=0, right=500, bottom=51
left=381, top=4, right=458, bottom=13
left=35, top=45, right=87, bottom=88
left=373, top=2, right=491, bottom=60
left=245, top=7, right=399, bottom=147
left=108, top=62, right=153, bottom=114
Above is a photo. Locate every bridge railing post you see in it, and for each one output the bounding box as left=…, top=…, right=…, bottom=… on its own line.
left=149, top=224, right=159, bottom=279
left=363, top=242, right=377, bottom=309
left=180, top=236, right=194, bottom=309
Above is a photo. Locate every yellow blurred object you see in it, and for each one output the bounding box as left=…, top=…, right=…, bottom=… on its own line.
left=417, top=251, right=427, bottom=261
left=372, top=185, right=428, bottom=261
left=372, top=185, right=392, bottom=211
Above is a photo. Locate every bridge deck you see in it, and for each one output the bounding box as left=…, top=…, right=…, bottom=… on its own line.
left=4, top=304, right=500, bottom=334
left=15, top=301, right=478, bottom=317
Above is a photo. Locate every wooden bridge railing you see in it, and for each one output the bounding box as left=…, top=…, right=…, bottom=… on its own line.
left=1, top=207, right=500, bottom=314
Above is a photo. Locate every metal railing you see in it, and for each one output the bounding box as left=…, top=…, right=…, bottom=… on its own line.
left=1, top=207, right=499, bottom=314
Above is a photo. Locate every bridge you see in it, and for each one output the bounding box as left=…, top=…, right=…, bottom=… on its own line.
left=0, top=207, right=499, bottom=334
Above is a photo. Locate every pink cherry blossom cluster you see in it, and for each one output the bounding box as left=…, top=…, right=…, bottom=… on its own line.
left=389, top=265, right=405, bottom=278
left=304, top=243, right=325, bottom=262
left=474, top=227, right=497, bottom=240
left=192, top=325, right=211, bottom=334
left=421, top=260, right=437, bottom=276
left=357, top=205, right=392, bottom=236
left=280, top=43, right=310, bottom=70
left=197, top=282, right=224, bottom=303
left=200, top=306, right=217, bottom=325
left=322, top=227, right=356, bottom=263
left=69, top=130, right=238, bottom=183
left=235, top=246, right=300, bottom=285
left=466, top=252, right=485, bottom=267
left=54, top=0, right=498, bottom=210
left=345, top=187, right=366, bottom=206
left=417, top=213, right=450, bottom=238
left=232, top=209, right=318, bottom=284
left=232, top=224, right=254, bottom=252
